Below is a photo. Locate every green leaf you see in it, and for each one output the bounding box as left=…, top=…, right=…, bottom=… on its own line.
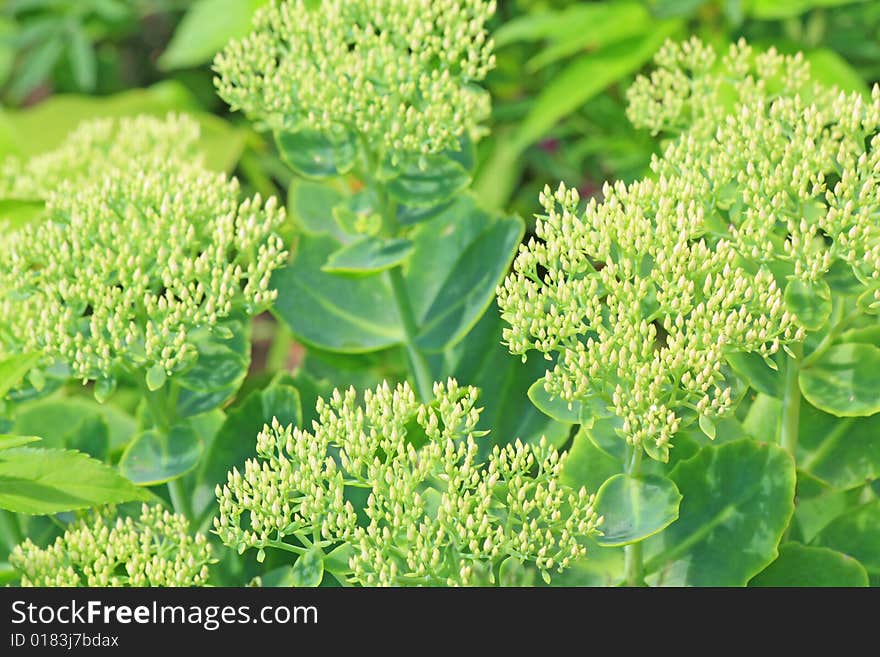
left=797, top=400, right=880, bottom=490
left=0, top=447, right=150, bottom=514
left=0, top=81, right=244, bottom=172
left=193, top=379, right=301, bottom=520
left=62, top=414, right=109, bottom=462
left=323, top=543, right=355, bottom=577
left=813, top=500, right=880, bottom=577
left=0, top=353, right=40, bottom=398
left=291, top=547, right=325, bottom=587
left=159, top=0, right=269, bottom=70
left=594, top=474, right=681, bottom=547
left=748, top=0, right=869, bottom=20
left=749, top=542, right=868, bottom=587
left=385, top=152, right=471, bottom=208
left=560, top=428, right=623, bottom=492
left=784, top=279, right=832, bottom=331
left=145, top=364, right=167, bottom=392
left=645, top=440, right=796, bottom=586
left=805, top=49, right=869, bottom=96
left=513, top=23, right=679, bottom=151
left=12, top=397, right=136, bottom=451
left=498, top=556, right=536, bottom=586
left=275, top=128, right=357, bottom=178
left=272, top=234, right=404, bottom=352
left=8, top=34, right=63, bottom=103
left=799, top=344, right=880, bottom=417
left=119, top=424, right=204, bottom=486
left=287, top=180, right=345, bottom=237
left=322, top=236, right=414, bottom=276
left=407, top=198, right=524, bottom=351
left=698, top=414, right=716, bottom=440
left=0, top=199, right=45, bottom=229
left=275, top=196, right=522, bottom=354
left=527, top=378, right=583, bottom=424
left=0, top=435, right=40, bottom=450
left=176, top=316, right=251, bottom=417
left=438, top=305, right=571, bottom=457
left=726, top=351, right=783, bottom=397
left=67, top=22, right=96, bottom=91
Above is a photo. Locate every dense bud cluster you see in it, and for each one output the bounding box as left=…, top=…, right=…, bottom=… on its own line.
left=11, top=505, right=213, bottom=586
left=497, top=38, right=880, bottom=460
left=214, top=0, right=496, bottom=162
left=215, top=380, right=601, bottom=586
left=0, top=115, right=287, bottom=386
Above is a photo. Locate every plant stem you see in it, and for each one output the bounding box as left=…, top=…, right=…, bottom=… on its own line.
left=388, top=266, right=434, bottom=402
left=144, top=385, right=194, bottom=521
left=0, top=510, right=23, bottom=551
left=780, top=342, right=804, bottom=456
left=622, top=445, right=644, bottom=587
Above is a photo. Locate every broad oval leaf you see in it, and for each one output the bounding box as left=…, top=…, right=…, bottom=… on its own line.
left=749, top=542, right=868, bottom=587
left=408, top=197, right=524, bottom=352
left=439, top=307, right=570, bottom=458
left=560, top=429, right=625, bottom=493
left=13, top=397, right=135, bottom=451
left=799, top=344, right=880, bottom=417
left=275, top=127, right=357, bottom=178
left=644, top=440, right=796, bottom=586
left=813, top=500, right=880, bottom=579
left=272, top=234, right=404, bottom=352
left=292, top=547, right=325, bottom=587
left=797, top=400, right=880, bottom=490
left=322, top=236, right=414, bottom=276
left=594, top=474, right=681, bottom=547
left=784, top=279, right=832, bottom=331
left=0, top=447, right=150, bottom=514
left=119, top=424, right=204, bottom=486
left=386, top=152, right=471, bottom=208
left=726, top=351, right=783, bottom=397
left=287, top=179, right=345, bottom=237
left=527, top=377, right=582, bottom=424
left=0, top=353, right=41, bottom=398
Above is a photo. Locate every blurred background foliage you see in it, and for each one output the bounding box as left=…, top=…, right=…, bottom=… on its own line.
left=2, top=0, right=879, bottom=215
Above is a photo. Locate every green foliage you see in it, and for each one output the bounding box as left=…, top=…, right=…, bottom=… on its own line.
left=1, top=0, right=880, bottom=589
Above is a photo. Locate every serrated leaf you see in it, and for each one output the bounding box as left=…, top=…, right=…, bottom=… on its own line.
left=0, top=435, right=40, bottom=450
left=0, top=447, right=150, bottom=514
left=749, top=542, right=868, bottom=587
left=119, top=424, right=203, bottom=486
left=322, top=236, right=414, bottom=276
left=799, top=344, right=880, bottom=417
left=291, top=547, right=325, bottom=587
left=644, top=440, right=796, bottom=586
left=594, top=474, right=681, bottom=547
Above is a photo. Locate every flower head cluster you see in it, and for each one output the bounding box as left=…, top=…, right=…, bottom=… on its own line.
left=501, top=39, right=880, bottom=460
left=11, top=505, right=213, bottom=587
left=214, top=0, right=496, bottom=162
left=0, top=115, right=287, bottom=386
left=215, top=380, right=601, bottom=586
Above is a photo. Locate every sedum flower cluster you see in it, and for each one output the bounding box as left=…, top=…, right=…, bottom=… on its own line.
left=215, top=380, right=602, bottom=586
left=497, top=38, right=880, bottom=460
left=0, top=114, right=287, bottom=387
left=214, top=0, right=496, bottom=162
left=11, top=505, right=213, bottom=587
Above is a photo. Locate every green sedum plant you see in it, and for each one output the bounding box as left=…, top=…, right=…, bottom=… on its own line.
left=11, top=504, right=213, bottom=587
left=498, top=37, right=880, bottom=586
left=0, top=113, right=287, bottom=392
left=215, top=380, right=601, bottom=586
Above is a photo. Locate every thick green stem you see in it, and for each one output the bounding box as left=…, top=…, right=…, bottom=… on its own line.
left=780, top=342, right=804, bottom=456
left=144, top=385, right=194, bottom=521
left=388, top=266, right=434, bottom=402
left=622, top=446, right=645, bottom=587
left=0, top=510, right=23, bottom=551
